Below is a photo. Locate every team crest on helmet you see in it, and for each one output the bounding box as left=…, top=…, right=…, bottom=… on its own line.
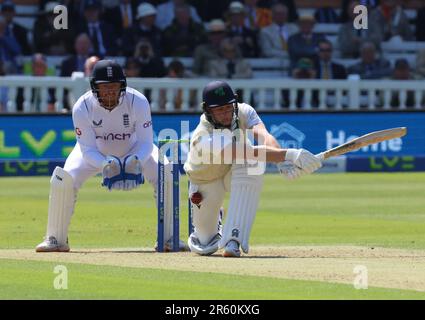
left=214, top=87, right=225, bottom=96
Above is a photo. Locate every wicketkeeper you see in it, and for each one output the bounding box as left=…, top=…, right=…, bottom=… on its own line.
left=184, top=80, right=322, bottom=257
left=36, top=60, right=186, bottom=252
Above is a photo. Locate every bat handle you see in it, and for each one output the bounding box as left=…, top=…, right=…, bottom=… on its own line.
left=315, top=152, right=326, bottom=161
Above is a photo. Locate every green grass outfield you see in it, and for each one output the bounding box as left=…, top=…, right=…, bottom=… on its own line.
left=1, top=172, right=425, bottom=299
left=1, top=259, right=424, bottom=300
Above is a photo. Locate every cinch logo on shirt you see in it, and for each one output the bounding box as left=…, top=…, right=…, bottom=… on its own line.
left=95, top=133, right=131, bottom=141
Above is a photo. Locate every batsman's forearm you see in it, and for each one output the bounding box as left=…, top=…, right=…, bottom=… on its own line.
left=256, top=131, right=281, bottom=148
left=265, top=133, right=281, bottom=148
left=251, top=145, right=285, bottom=163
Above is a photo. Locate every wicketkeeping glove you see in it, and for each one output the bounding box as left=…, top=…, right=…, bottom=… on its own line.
left=122, top=155, right=144, bottom=191
left=102, top=156, right=124, bottom=191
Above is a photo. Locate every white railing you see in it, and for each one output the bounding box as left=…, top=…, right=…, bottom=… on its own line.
left=0, top=76, right=424, bottom=112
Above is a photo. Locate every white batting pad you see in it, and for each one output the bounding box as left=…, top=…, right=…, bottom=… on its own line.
left=46, top=167, right=76, bottom=245
left=219, top=165, right=264, bottom=253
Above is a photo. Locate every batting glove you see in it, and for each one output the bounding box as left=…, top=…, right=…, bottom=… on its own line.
left=285, top=148, right=322, bottom=174
left=277, top=161, right=304, bottom=180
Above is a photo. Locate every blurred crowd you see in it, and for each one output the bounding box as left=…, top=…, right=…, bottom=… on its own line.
left=1, top=0, right=425, bottom=111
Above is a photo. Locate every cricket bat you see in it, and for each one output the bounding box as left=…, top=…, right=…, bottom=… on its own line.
left=316, top=127, right=407, bottom=160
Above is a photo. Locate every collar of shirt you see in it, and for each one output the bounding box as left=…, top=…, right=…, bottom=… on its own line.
left=277, top=24, right=287, bottom=32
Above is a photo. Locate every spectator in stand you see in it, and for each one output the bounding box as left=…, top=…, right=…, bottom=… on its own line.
left=155, top=0, right=201, bottom=30
left=415, top=49, right=425, bottom=79
left=287, top=15, right=325, bottom=70
left=259, top=3, right=297, bottom=58
left=315, top=39, right=347, bottom=108
left=102, top=0, right=138, bottom=37
left=60, top=33, right=92, bottom=77
left=60, top=33, right=92, bottom=110
left=134, top=39, right=166, bottom=77
left=193, top=19, right=227, bottom=77
left=124, top=57, right=141, bottom=77
left=122, top=3, right=162, bottom=57
left=347, top=41, right=391, bottom=79
left=159, top=59, right=195, bottom=110
left=225, top=1, right=259, bottom=58
left=316, top=39, right=347, bottom=80
left=33, top=2, right=74, bottom=55
left=84, top=55, right=100, bottom=76
left=25, top=54, right=56, bottom=112
left=208, top=37, right=252, bottom=79
left=292, top=57, right=316, bottom=78
left=76, top=0, right=118, bottom=57
left=282, top=57, right=317, bottom=109
left=338, top=0, right=381, bottom=59
left=340, top=0, right=380, bottom=22
left=257, top=0, right=298, bottom=23
left=161, top=3, right=206, bottom=57
left=389, top=58, right=415, bottom=108
left=243, top=0, right=272, bottom=30
left=0, top=15, right=21, bottom=74
left=368, top=0, right=414, bottom=43
left=1, top=1, right=31, bottom=55
left=314, top=7, right=339, bottom=23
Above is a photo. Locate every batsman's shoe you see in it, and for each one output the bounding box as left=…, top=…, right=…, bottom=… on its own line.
left=188, top=233, right=221, bottom=256
left=35, top=236, right=70, bottom=252
left=223, top=240, right=241, bottom=258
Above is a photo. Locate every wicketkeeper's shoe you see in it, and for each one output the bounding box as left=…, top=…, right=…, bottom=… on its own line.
left=35, top=236, right=70, bottom=252
left=222, top=240, right=241, bottom=258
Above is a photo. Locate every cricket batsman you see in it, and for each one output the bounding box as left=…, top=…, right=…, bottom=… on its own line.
left=184, top=80, right=322, bottom=257
left=36, top=60, right=186, bottom=252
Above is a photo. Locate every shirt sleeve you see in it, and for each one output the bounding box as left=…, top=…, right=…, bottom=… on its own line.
left=131, top=97, right=154, bottom=165
left=73, top=103, right=106, bottom=169
left=242, top=103, right=262, bottom=128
